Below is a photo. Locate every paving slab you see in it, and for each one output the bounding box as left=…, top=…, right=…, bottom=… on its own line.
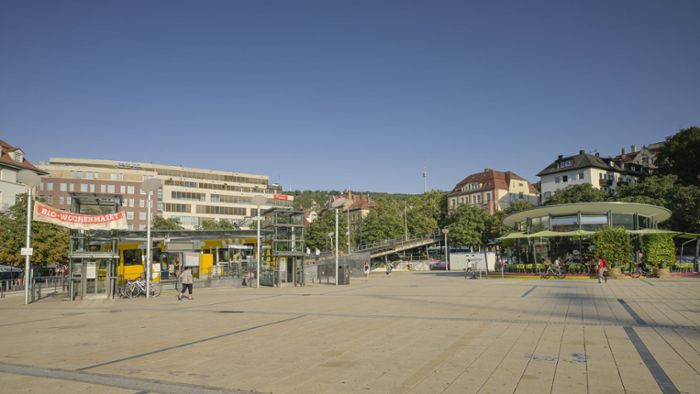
left=0, top=273, right=698, bottom=393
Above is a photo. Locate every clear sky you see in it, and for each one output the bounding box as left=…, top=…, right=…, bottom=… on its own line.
left=1, top=0, right=698, bottom=193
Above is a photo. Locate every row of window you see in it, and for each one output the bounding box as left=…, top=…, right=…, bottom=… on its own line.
left=450, top=192, right=493, bottom=207
left=69, top=171, right=136, bottom=181
left=156, top=169, right=268, bottom=185
left=554, top=172, right=585, bottom=184
left=165, top=179, right=267, bottom=194
left=195, top=205, right=247, bottom=216
left=171, top=191, right=206, bottom=201
left=43, top=181, right=144, bottom=195
left=125, top=211, right=148, bottom=221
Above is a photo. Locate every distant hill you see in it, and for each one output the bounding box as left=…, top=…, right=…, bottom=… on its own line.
left=286, top=190, right=438, bottom=209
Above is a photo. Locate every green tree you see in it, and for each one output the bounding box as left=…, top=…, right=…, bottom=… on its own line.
left=152, top=216, right=184, bottom=230
left=615, top=175, right=700, bottom=233
left=359, top=200, right=403, bottom=246
left=544, top=184, right=609, bottom=205
left=444, top=205, right=490, bottom=246
left=199, top=219, right=236, bottom=230
left=655, top=126, right=700, bottom=186
left=593, top=226, right=632, bottom=268
left=642, top=234, right=675, bottom=269
left=485, top=201, right=534, bottom=241
left=406, top=191, right=447, bottom=237
left=0, top=194, right=69, bottom=266
left=306, top=209, right=348, bottom=252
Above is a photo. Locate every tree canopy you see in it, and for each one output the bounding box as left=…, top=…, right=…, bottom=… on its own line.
left=306, top=209, right=348, bottom=253
left=655, top=126, right=700, bottom=186
left=152, top=216, right=184, bottom=230
left=544, top=184, right=609, bottom=205
left=0, top=194, right=69, bottom=266
left=443, top=204, right=491, bottom=246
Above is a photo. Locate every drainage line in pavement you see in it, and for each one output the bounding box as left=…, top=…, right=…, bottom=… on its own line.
left=640, top=279, right=655, bottom=287
left=78, top=314, right=305, bottom=371
left=521, top=286, right=537, bottom=298
left=0, top=362, right=258, bottom=394
left=623, top=327, right=680, bottom=394
left=617, top=299, right=647, bottom=326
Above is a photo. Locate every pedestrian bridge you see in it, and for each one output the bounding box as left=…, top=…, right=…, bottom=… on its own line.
left=355, top=236, right=440, bottom=259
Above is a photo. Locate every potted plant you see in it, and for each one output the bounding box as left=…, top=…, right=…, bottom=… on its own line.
left=594, top=227, right=632, bottom=279
left=643, top=234, right=675, bottom=278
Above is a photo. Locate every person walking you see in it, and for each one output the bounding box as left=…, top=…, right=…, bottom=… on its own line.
left=597, top=257, right=608, bottom=284
left=178, top=266, right=194, bottom=300
left=385, top=262, right=392, bottom=276
left=363, top=262, right=370, bottom=280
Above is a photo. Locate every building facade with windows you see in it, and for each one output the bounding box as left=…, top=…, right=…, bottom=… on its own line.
left=448, top=169, right=539, bottom=215
left=538, top=150, right=623, bottom=202
left=0, top=139, right=47, bottom=211
left=37, top=158, right=292, bottom=230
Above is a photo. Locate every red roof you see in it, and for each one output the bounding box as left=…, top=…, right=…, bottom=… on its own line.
left=0, top=139, right=46, bottom=174
left=450, top=169, right=535, bottom=195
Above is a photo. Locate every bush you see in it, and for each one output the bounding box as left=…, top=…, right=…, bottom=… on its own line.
left=642, top=234, right=675, bottom=269
left=593, top=227, right=632, bottom=268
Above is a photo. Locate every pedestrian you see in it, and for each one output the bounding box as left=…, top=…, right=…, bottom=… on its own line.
left=386, top=262, right=392, bottom=276
left=597, top=257, right=608, bottom=284
left=363, top=262, right=370, bottom=280
left=178, top=266, right=194, bottom=300
left=554, top=257, right=562, bottom=276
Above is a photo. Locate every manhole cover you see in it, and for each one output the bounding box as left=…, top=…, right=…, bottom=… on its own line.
left=217, top=310, right=245, bottom=314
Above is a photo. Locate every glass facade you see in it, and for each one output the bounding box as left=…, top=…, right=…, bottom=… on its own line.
left=517, top=212, right=654, bottom=233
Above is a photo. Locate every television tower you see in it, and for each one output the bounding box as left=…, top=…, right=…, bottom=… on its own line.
left=422, top=166, right=428, bottom=193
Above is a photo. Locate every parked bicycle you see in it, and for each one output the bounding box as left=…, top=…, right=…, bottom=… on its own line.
left=631, top=262, right=650, bottom=278
left=119, top=278, right=161, bottom=298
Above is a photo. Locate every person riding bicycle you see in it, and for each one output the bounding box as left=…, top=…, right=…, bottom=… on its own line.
left=554, top=257, right=562, bottom=276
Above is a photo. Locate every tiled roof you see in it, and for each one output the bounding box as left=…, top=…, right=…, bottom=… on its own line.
left=537, top=151, right=622, bottom=177
left=0, top=139, right=46, bottom=174
left=450, top=169, right=534, bottom=195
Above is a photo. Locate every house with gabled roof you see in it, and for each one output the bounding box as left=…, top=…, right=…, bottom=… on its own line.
left=0, top=139, right=47, bottom=211
left=448, top=169, right=539, bottom=215
left=538, top=150, right=623, bottom=202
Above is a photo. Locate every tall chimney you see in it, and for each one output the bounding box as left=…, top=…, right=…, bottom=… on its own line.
left=579, top=150, right=585, bottom=155
left=631, top=144, right=637, bottom=153
left=621, top=147, right=625, bottom=155
left=557, top=155, right=563, bottom=160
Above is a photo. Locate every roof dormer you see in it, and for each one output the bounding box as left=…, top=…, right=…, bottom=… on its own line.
left=13, top=149, right=24, bottom=163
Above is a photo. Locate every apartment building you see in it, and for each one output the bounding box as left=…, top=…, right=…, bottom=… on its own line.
left=0, top=139, right=46, bottom=211
left=448, top=169, right=539, bottom=215
left=37, top=158, right=292, bottom=230
left=538, top=150, right=623, bottom=202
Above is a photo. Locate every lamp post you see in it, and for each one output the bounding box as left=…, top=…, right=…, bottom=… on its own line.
left=141, top=178, right=162, bottom=299
left=17, top=170, right=41, bottom=305
left=442, top=228, right=450, bottom=271
left=328, top=232, right=335, bottom=251
left=251, top=195, right=267, bottom=288
left=331, top=198, right=346, bottom=286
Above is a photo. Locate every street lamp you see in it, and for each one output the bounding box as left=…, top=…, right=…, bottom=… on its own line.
left=141, top=178, right=162, bottom=299
left=442, top=228, right=450, bottom=271
left=251, top=195, right=267, bottom=288
left=17, top=170, right=41, bottom=305
left=331, top=198, right=346, bottom=286
left=328, top=232, right=335, bottom=251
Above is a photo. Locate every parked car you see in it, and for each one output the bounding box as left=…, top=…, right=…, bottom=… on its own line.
left=429, top=260, right=447, bottom=270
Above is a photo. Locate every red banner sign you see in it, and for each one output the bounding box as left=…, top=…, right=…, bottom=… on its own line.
left=33, top=201, right=128, bottom=230
left=273, top=194, right=289, bottom=200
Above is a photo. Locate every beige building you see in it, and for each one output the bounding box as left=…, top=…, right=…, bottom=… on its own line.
left=0, top=139, right=46, bottom=211
left=448, top=169, right=539, bottom=215
left=37, top=158, right=292, bottom=230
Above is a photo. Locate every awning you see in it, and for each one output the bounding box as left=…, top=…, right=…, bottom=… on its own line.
left=528, top=230, right=594, bottom=238
left=626, top=229, right=679, bottom=235
left=496, top=232, right=528, bottom=241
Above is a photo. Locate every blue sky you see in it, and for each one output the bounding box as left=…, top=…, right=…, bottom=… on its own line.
left=1, top=0, right=698, bottom=193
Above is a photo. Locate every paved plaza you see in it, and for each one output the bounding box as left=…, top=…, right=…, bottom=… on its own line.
left=1, top=273, right=699, bottom=393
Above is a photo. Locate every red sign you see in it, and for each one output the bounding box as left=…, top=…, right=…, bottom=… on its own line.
left=33, top=201, right=128, bottom=230
left=273, top=194, right=289, bottom=200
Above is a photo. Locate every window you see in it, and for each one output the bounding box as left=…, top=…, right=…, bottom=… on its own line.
left=69, top=183, right=74, bottom=192
left=518, top=192, right=524, bottom=199
left=80, top=184, right=88, bottom=192
left=450, top=198, right=456, bottom=207
left=139, top=199, right=145, bottom=208
left=557, top=160, right=573, bottom=169
left=100, top=184, right=106, bottom=193
left=66, top=196, right=71, bottom=205
left=127, top=224, right=134, bottom=231
left=578, top=172, right=584, bottom=180
left=555, top=177, right=560, bottom=184
left=127, top=186, right=135, bottom=194
left=544, top=191, right=551, bottom=199
left=111, top=173, right=118, bottom=180
left=108, top=184, right=115, bottom=193
left=126, top=211, right=134, bottom=220
left=165, top=203, right=191, bottom=213
left=46, top=182, right=53, bottom=191
left=129, top=199, right=134, bottom=207
left=486, top=193, right=491, bottom=202
left=86, top=172, right=94, bottom=180
left=172, top=191, right=206, bottom=201
left=562, top=175, right=568, bottom=182
left=120, top=185, right=126, bottom=194
left=60, top=183, right=67, bottom=192
left=59, top=196, right=65, bottom=205
left=139, top=212, right=146, bottom=220
left=195, top=205, right=246, bottom=215
left=89, top=184, right=95, bottom=193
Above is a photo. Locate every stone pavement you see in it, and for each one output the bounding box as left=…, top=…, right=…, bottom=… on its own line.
left=0, top=273, right=699, bottom=393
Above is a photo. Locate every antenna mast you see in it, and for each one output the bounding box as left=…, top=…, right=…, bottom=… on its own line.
left=422, top=166, right=428, bottom=193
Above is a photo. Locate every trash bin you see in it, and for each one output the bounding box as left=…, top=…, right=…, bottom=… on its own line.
left=337, top=264, right=350, bottom=285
